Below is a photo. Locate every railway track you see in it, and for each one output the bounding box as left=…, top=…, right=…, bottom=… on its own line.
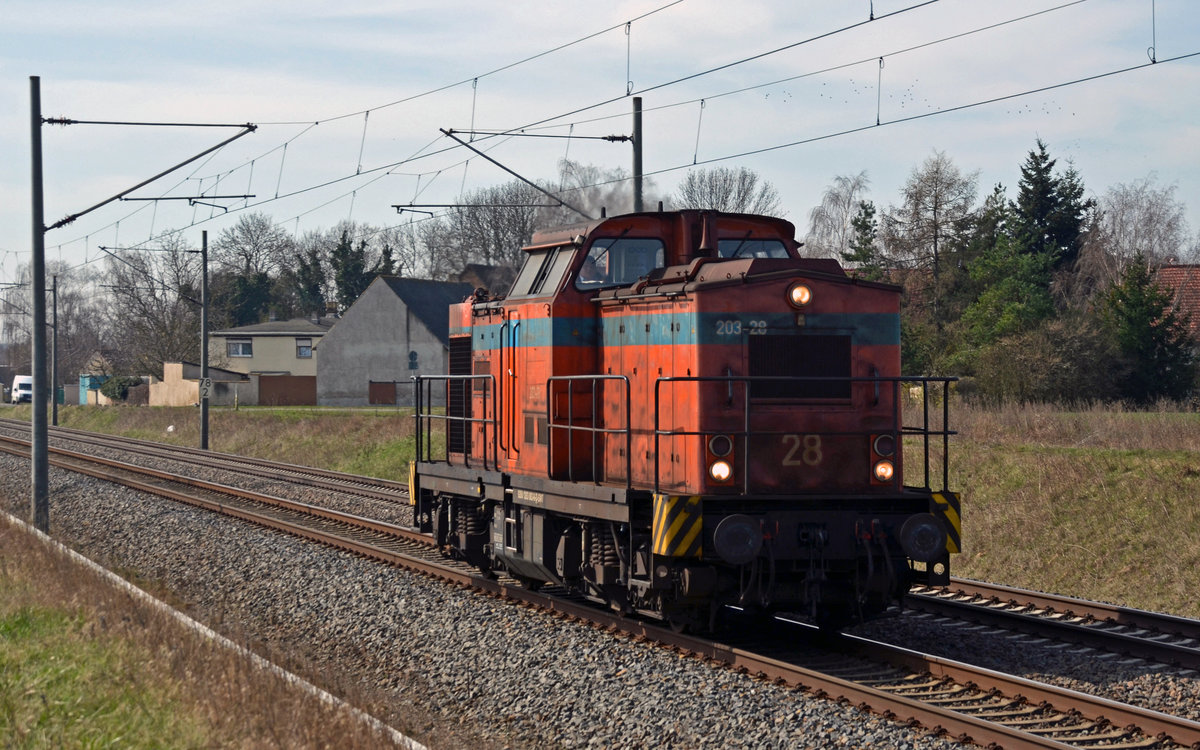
left=10, top=420, right=1196, bottom=679
left=907, top=580, right=1200, bottom=672
left=3, top=430, right=1199, bottom=748
left=0, top=417, right=410, bottom=506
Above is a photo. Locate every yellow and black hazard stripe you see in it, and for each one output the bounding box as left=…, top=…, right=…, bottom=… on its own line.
left=932, top=491, right=961, bottom=554
left=407, top=461, right=418, bottom=506
left=652, top=494, right=703, bottom=558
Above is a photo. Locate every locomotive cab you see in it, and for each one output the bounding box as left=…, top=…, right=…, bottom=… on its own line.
left=411, top=209, right=959, bottom=631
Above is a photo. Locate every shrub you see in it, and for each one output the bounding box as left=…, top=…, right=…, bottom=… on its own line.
left=99, top=376, right=145, bottom=402
left=973, top=315, right=1121, bottom=404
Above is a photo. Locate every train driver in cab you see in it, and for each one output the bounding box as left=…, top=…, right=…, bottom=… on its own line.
left=577, top=249, right=608, bottom=286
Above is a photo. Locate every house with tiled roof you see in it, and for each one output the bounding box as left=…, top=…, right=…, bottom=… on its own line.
left=316, top=276, right=473, bottom=406
left=209, top=316, right=337, bottom=377
left=1155, top=265, right=1200, bottom=342
left=206, top=316, right=337, bottom=406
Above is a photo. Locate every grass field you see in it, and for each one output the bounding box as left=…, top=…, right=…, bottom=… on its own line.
left=0, top=514, right=414, bottom=749
left=949, top=402, right=1200, bottom=618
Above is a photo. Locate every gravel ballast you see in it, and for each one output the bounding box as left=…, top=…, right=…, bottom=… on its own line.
left=6, top=431, right=1199, bottom=747
left=0, top=450, right=969, bottom=749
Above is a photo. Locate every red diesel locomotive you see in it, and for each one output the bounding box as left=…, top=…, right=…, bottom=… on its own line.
left=410, top=208, right=959, bottom=631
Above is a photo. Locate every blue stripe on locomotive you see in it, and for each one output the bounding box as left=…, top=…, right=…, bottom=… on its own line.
left=456, top=312, right=899, bottom=349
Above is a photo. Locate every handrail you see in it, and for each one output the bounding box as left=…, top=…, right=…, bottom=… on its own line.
left=652, top=375, right=956, bottom=494
left=509, top=320, right=521, bottom=456
left=546, top=375, right=632, bottom=488
left=497, top=320, right=508, bottom=454
left=412, top=374, right=498, bottom=471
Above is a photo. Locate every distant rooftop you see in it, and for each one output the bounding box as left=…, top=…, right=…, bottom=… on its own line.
left=1156, top=265, right=1200, bottom=340
left=211, top=317, right=336, bottom=337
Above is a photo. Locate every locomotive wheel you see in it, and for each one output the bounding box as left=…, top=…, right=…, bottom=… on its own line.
left=513, top=574, right=544, bottom=592
left=663, top=604, right=703, bottom=634
left=814, top=604, right=853, bottom=633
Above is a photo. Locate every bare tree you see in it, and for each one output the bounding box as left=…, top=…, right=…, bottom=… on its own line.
left=102, top=230, right=201, bottom=376
left=1078, top=176, right=1191, bottom=288
left=805, top=171, right=870, bottom=259
left=414, top=216, right=463, bottom=281
left=374, top=224, right=421, bottom=278
left=414, top=177, right=581, bottom=280
left=882, top=151, right=978, bottom=330
left=407, top=161, right=663, bottom=281
left=883, top=151, right=978, bottom=269
left=0, top=267, right=34, bottom=372
left=1, top=262, right=104, bottom=386
left=453, top=181, right=547, bottom=268
left=210, top=212, right=295, bottom=275
left=670, top=166, right=781, bottom=215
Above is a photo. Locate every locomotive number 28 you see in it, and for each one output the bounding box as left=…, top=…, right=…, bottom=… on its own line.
left=781, top=434, right=822, bottom=466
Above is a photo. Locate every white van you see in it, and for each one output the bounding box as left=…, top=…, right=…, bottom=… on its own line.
left=10, top=375, right=32, bottom=404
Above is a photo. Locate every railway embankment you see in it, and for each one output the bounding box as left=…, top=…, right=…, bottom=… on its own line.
left=16, top=400, right=1197, bottom=619
left=2, top=400, right=1197, bottom=747
left=946, top=401, right=1200, bottom=618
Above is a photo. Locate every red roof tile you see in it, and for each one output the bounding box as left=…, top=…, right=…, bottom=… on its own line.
left=1155, top=265, right=1200, bottom=341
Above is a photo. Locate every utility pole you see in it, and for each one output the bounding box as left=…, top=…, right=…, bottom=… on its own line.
left=632, top=96, right=643, bottom=213
left=51, top=274, right=58, bottom=426
left=200, top=231, right=210, bottom=450
left=28, top=77, right=256, bottom=530
left=29, top=76, right=49, bottom=532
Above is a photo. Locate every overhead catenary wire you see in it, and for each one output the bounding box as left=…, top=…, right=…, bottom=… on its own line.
left=30, top=0, right=938, bottom=258
left=252, top=0, right=685, bottom=128
left=605, top=49, right=1200, bottom=195
left=40, top=0, right=943, bottom=256
left=148, top=0, right=910, bottom=203
left=24, top=0, right=1186, bottom=279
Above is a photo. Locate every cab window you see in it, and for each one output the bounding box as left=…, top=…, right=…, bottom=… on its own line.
left=574, top=238, right=665, bottom=290
left=717, top=238, right=789, bottom=259
left=510, top=245, right=574, bottom=298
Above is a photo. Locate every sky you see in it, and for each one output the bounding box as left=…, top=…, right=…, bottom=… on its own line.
left=2, top=0, right=1199, bottom=292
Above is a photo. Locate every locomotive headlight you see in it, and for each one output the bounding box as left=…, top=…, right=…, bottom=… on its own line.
left=708, top=434, right=733, bottom=457
left=873, top=460, right=895, bottom=482
left=786, top=282, right=812, bottom=308
left=709, top=459, right=733, bottom=482
left=872, top=434, right=896, bottom=457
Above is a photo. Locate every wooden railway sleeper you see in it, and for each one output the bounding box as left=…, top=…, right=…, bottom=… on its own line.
left=963, top=704, right=1044, bottom=719
left=866, top=676, right=946, bottom=690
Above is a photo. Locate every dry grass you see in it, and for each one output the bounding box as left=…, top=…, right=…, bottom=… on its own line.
left=950, top=401, right=1200, bottom=617
left=40, top=405, right=420, bottom=482
left=0, top=515, right=421, bottom=748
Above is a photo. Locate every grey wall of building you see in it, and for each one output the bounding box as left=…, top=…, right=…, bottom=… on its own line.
left=317, top=278, right=470, bottom=407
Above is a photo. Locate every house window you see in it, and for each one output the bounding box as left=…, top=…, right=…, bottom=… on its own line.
left=296, top=338, right=313, bottom=359
left=228, top=339, right=253, bottom=358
